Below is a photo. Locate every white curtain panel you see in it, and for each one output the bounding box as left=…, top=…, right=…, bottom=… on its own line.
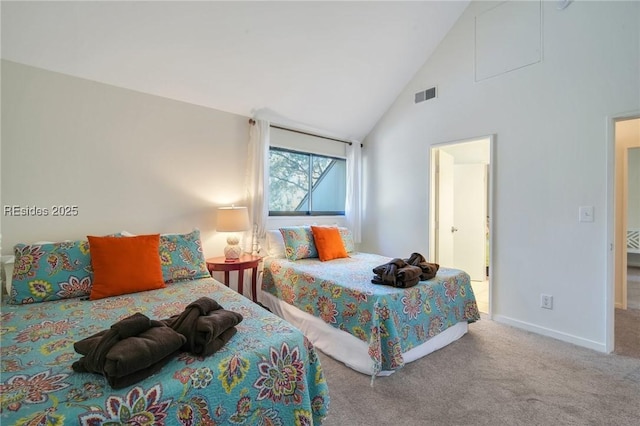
left=345, top=141, right=362, bottom=243
left=245, top=119, right=270, bottom=253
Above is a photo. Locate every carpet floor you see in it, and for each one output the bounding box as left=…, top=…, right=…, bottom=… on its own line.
left=615, top=307, right=640, bottom=358
left=318, top=315, right=640, bottom=426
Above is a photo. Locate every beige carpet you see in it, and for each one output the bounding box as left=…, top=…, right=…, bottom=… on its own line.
left=627, top=267, right=640, bottom=310
left=616, top=307, right=640, bottom=358
left=319, top=316, right=640, bottom=426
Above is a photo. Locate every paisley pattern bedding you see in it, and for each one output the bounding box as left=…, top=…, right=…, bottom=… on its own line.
left=262, top=252, right=480, bottom=374
left=0, top=277, right=329, bottom=425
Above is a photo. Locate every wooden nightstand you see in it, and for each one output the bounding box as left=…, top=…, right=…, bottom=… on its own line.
left=206, top=255, right=262, bottom=303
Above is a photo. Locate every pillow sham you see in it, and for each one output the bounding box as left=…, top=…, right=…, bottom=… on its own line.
left=118, top=229, right=210, bottom=283
left=87, top=234, right=165, bottom=300
left=158, top=229, right=210, bottom=284
left=311, top=226, right=349, bottom=261
left=9, top=240, right=93, bottom=304
left=338, top=227, right=356, bottom=253
left=280, top=226, right=318, bottom=261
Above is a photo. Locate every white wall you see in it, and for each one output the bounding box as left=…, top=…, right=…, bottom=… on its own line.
left=1, top=60, right=249, bottom=258
left=363, top=1, right=640, bottom=351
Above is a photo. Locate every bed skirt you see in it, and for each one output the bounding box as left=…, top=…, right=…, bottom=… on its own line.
left=261, top=291, right=469, bottom=376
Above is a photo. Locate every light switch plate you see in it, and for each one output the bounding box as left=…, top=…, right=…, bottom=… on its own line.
left=579, top=206, right=594, bottom=222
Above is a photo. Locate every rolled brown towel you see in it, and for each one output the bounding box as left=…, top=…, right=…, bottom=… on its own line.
left=405, top=252, right=439, bottom=281
left=395, top=265, right=423, bottom=288
left=417, top=262, right=439, bottom=280
left=372, top=258, right=408, bottom=286
left=193, top=309, right=243, bottom=356
left=372, top=258, right=422, bottom=288
left=163, top=297, right=243, bottom=356
left=406, top=252, right=426, bottom=265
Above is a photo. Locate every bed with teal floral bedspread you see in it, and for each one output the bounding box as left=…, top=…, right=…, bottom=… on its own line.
left=0, top=277, right=329, bottom=425
left=262, top=252, right=480, bottom=375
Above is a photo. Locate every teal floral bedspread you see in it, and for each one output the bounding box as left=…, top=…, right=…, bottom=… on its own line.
left=262, top=253, right=480, bottom=374
left=0, top=278, right=329, bottom=425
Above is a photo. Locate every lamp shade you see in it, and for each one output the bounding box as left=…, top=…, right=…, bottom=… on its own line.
left=216, top=206, right=251, bottom=232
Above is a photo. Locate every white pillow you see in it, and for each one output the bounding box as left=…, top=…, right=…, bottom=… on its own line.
left=266, top=230, right=286, bottom=258
left=121, top=230, right=194, bottom=237
left=1, top=255, right=15, bottom=295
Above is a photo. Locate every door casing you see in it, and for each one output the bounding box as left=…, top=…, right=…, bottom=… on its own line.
left=606, top=112, right=640, bottom=353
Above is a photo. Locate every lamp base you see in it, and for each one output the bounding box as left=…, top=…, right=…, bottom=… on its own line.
left=224, top=235, right=243, bottom=262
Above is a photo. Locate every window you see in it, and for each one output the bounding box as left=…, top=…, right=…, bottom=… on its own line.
left=269, top=147, right=346, bottom=216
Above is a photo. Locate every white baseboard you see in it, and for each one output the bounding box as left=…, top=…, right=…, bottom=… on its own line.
left=493, top=314, right=607, bottom=353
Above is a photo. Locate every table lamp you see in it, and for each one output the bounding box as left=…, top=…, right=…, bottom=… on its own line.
left=216, top=206, right=251, bottom=262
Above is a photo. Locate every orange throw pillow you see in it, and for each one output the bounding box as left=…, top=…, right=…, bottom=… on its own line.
left=311, top=226, right=349, bottom=261
left=87, top=234, right=165, bottom=300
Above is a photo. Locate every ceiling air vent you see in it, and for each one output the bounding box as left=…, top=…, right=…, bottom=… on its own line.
left=414, top=87, right=437, bottom=104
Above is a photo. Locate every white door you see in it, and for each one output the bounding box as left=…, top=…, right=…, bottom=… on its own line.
left=430, top=136, right=493, bottom=316
left=436, top=150, right=455, bottom=267
left=453, top=164, right=487, bottom=281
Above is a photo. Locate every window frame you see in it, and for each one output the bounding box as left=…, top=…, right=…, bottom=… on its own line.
left=268, top=146, right=346, bottom=217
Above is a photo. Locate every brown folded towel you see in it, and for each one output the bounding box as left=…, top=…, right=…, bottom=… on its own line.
left=193, top=309, right=242, bottom=356
left=101, top=351, right=179, bottom=390
left=371, top=267, right=421, bottom=288
left=102, top=328, right=186, bottom=378
left=163, top=297, right=243, bottom=356
left=72, top=312, right=186, bottom=389
left=73, top=298, right=243, bottom=389
left=162, top=297, right=222, bottom=348
left=372, top=258, right=407, bottom=286
left=395, top=265, right=422, bottom=287
left=405, top=252, right=440, bottom=281
left=372, top=258, right=423, bottom=288
left=405, top=252, right=425, bottom=265
left=416, top=262, right=439, bottom=280
left=372, top=252, right=438, bottom=288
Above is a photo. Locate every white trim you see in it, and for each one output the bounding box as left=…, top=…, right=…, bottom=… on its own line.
left=493, top=314, right=606, bottom=353
left=488, top=135, right=495, bottom=319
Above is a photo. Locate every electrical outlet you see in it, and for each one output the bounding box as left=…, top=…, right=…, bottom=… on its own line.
left=540, top=294, right=553, bottom=310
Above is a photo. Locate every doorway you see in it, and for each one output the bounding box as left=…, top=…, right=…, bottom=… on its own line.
left=429, top=135, right=494, bottom=316
left=611, top=116, right=640, bottom=358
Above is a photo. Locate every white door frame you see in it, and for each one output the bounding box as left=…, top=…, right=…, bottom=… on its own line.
left=606, top=111, right=640, bottom=353
left=429, top=134, right=495, bottom=318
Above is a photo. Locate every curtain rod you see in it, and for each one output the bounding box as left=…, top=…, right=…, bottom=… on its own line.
left=249, top=118, right=362, bottom=147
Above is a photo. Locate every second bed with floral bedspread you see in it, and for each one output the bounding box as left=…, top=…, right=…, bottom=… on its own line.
left=262, top=252, right=480, bottom=375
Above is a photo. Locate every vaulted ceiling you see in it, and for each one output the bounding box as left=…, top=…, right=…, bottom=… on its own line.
left=1, top=1, right=469, bottom=141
